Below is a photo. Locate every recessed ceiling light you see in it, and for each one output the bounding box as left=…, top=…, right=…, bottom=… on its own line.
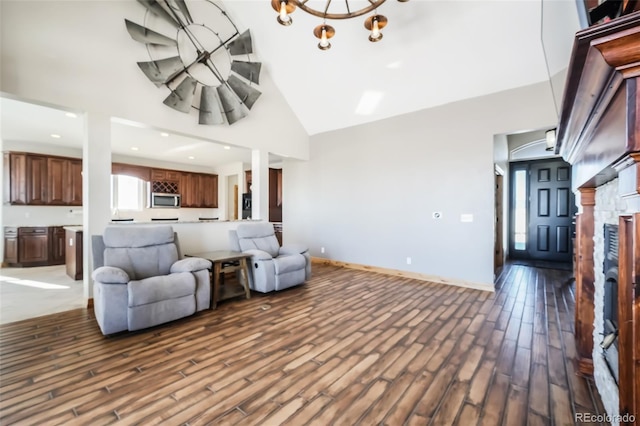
left=160, top=132, right=169, bottom=137
left=50, top=134, right=61, bottom=139
left=65, top=112, right=78, bottom=118
left=224, top=146, right=231, bottom=150
left=131, top=146, right=139, bottom=151
left=188, top=156, right=195, bottom=160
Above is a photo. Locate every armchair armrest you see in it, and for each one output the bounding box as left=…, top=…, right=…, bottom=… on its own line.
left=92, top=266, right=130, bottom=284
left=170, top=257, right=212, bottom=273
left=244, top=249, right=274, bottom=261
left=279, top=244, right=308, bottom=256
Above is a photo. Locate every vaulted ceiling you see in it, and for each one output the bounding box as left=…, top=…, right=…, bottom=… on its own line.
left=0, top=0, right=581, bottom=166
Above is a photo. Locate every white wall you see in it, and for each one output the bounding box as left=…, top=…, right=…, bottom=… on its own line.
left=285, top=80, right=558, bottom=287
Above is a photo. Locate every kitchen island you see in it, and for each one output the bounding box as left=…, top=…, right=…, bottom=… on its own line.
left=64, top=226, right=83, bottom=280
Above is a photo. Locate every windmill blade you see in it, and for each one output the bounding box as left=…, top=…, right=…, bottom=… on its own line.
left=137, top=56, right=185, bottom=87
left=125, top=19, right=176, bottom=46
left=199, top=86, right=224, bottom=125
left=227, top=75, right=261, bottom=110
left=136, top=0, right=180, bottom=29
left=228, top=30, right=253, bottom=55
left=174, top=0, right=193, bottom=24
left=231, top=61, right=261, bottom=85
left=217, top=84, right=248, bottom=125
left=163, top=76, right=197, bottom=113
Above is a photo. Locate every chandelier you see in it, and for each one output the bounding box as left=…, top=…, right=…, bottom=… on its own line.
left=271, top=0, right=409, bottom=50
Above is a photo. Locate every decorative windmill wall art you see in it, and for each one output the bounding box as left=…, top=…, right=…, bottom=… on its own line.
left=125, top=0, right=262, bottom=125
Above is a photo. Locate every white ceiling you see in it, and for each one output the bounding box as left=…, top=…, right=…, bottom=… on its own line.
left=0, top=96, right=253, bottom=168
left=0, top=0, right=580, bottom=164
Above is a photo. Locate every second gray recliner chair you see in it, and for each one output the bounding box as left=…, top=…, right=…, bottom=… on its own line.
left=229, top=222, right=310, bottom=293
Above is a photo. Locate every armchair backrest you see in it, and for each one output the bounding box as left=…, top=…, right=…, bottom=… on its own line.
left=97, top=225, right=179, bottom=280
left=234, top=222, right=280, bottom=257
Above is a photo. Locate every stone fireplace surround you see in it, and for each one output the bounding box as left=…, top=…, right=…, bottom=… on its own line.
left=594, top=179, right=628, bottom=419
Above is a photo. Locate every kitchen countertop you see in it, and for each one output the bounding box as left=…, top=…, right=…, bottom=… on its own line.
left=108, top=219, right=262, bottom=225
left=63, top=226, right=83, bottom=232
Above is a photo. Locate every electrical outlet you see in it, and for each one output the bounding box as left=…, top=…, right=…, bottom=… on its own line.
left=321, top=247, right=325, bottom=254
left=406, top=257, right=412, bottom=265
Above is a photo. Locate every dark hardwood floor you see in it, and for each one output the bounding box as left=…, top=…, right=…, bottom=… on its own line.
left=0, top=262, right=605, bottom=425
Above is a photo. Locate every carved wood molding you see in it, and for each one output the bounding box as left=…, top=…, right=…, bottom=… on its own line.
left=557, top=12, right=640, bottom=164
left=613, top=152, right=640, bottom=198
left=593, top=25, right=640, bottom=78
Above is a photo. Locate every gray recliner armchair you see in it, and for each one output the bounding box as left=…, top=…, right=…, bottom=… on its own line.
left=229, top=222, right=310, bottom=293
left=91, top=225, right=211, bottom=335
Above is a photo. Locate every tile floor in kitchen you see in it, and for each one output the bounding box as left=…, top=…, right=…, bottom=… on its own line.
left=0, top=265, right=84, bottom=325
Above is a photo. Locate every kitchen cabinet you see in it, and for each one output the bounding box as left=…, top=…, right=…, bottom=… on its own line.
left=66, top=159, right=83, bottom=206
left=112, top=162, right=151, bottom=182
left=4, top=153, right=27, bottom=204
left=3, top=226, right=70, bottom=267
left=200, top=174, right=218, bottom=208
left=48, top=157, right=82, bottom=206
left=181, top=172, right=217, bottom=208
left=151, top=168, right=181, bottom=182
left=180, top=172, right=199, bottom=207
left=4, top=152, right=82, bottom=206
left=49, top=227, right=66, bottom=265
left=65, top=227, right=83, bottom=280
left=4, top=227, right=18, bottom=265
left=27, top=155, right=47, bottom=205
left=18, top=227, right=49, bottom=265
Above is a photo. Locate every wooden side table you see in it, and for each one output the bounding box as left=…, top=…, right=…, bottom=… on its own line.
left=185, top=250, right=252, bottom=309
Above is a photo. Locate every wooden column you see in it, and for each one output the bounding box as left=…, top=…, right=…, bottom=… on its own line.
left=618, top=213, right=639, bottom=423
left=575, top=188, right=596, bottom=376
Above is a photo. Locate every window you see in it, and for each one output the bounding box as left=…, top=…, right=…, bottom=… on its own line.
left=513, top=169, right=528, bottom=251
left=111, top=175, right=145, bottom=211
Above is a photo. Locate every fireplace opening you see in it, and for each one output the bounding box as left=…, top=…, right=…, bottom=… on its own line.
left=601, top=224, right=619, bottom=384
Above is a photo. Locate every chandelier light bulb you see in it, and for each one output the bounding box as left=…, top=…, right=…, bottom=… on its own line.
left=277, top=0, right=293, bottom=25
left=314, top=23, right=335, bottom=50
left=371, top=18, right=380, bottom=39
left=365, top=14, right=387, bottom=42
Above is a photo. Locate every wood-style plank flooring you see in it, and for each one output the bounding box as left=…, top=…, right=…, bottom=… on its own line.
left=0, top=262, right=605, bottom=425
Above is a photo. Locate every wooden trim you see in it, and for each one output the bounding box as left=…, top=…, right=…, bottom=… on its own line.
left=575, top=188, right=597, bottom=376
left=618, top=214, right=640, bottom=423
left=311, top=257, right=495, bottom=292
left=557, top=12, right=640, bottom=170
left=592, top=24, right=640, bottom=78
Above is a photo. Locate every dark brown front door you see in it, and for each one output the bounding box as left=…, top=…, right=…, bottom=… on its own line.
left=510, top=159, right=574, bottom=262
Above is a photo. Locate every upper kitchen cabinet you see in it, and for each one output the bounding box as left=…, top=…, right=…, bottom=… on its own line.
left=4, top=153, right=27, bottom=204
left=26, top=154, right=47, bottom=205
left=4, top=152, right=83, bottom=206
left=200, top=173, right=218, bottom=208
left=181, top=172, right=217, bottom=208
left=47, top=157, right=82, bottom=206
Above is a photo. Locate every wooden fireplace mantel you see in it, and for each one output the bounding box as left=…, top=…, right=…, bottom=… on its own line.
left=557, top=11, right=640, bottom=423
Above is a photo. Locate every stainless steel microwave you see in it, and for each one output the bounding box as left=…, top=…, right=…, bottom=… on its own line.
left=150, top=193, right=181, bottom=208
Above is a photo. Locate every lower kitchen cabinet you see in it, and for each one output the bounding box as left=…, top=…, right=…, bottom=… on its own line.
left=3, top=226, right=68, bottom=267
left=18, top=227, right=49, bottom=265
left=65, top=228, right=83, bottom=280
left=49, top=227, right=66, bottom=265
